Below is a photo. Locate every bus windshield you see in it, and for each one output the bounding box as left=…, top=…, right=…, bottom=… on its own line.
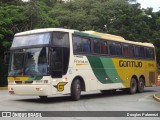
left=8, top=47, right=49, bottom=76
left=11, top=33, right=50, bottom=48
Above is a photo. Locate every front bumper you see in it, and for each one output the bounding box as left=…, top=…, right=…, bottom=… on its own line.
left=8, top=84, right=56, bottom=96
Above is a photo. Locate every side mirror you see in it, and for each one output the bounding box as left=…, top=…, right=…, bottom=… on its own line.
left=4, top=51, right=10, bottom=65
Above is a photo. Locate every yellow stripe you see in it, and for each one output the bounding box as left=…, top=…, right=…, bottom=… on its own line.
left=76, top=64, right=88, bottom=66
left=8, top=77, right=29, bottom=81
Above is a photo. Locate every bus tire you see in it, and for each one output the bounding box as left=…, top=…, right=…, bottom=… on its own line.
left=129, top=78, right=137, bottom=94
left=71, top=79, right=81, bottom=101
left=39, top=96, right=48, bottom=100
left=137, top=78, right=145, bottom=93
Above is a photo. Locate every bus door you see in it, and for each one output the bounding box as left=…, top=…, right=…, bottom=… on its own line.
left=50, top=32, right=70, bottom=78
left=50, top=48, right=63, bottom=78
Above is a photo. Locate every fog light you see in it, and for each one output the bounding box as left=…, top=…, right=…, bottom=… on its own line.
left=36, top=88, right=43, bottom=91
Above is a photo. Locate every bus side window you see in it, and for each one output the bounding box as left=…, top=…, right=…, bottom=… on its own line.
left=101, top=41, right=108, bottom=54
left=123, top=44, right=133, bottom=58
left=123, top=45, right=128, bottom=57
left=128, top=46, right=134, bottom=58
left=139, top=47, right=145, bottom=58
left=134, top=46, right=140, bottom=58
left=145, top=48, right=154, bottom=60
left=135, top=46, right=145, bottom=59
left=109, top=42, right=115, bottom=55
left=116, top=43, right=122, bottom=56
left=109, top=42, right=122, bottom=56
left=73, top=35, right=82, bottom=52
left=93, top=39, right=100, bottom=54
left=82, top=38, right=91, bottom=53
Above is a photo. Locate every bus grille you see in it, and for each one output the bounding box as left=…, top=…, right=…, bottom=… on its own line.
left=15, top=81, right=33, bottom=84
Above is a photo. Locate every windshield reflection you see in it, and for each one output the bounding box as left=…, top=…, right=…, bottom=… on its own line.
left=8, top=52, right=24, bottom=76
left=9, top=47, right=49, bottom=76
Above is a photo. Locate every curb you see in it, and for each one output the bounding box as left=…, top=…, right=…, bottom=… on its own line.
left=153, top=93, right=160, bottom=102
left=0, top=87, right=8, bottom=90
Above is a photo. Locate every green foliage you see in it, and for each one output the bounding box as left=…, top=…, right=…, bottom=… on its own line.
left=24, top=0, right=59, bottom=29
left=0, top=0, right=159, bottom=61
left=0, top=0, right=160, bottom=85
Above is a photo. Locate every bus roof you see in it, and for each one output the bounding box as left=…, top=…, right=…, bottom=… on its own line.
left=83, top=31, right=154, bottom=48
left=15, top=28, right=77, bottom=36
left=15, top=28, right=154, bottom=48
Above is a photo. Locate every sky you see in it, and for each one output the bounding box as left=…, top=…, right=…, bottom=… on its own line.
left=137, top=0, right=160, bottom=12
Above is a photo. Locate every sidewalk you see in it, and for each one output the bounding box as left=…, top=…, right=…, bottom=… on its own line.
left=153, top=93, right=160, bottom=102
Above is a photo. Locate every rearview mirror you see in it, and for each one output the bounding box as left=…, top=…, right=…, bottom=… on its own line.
left=4, top=51, right=10, bottom=65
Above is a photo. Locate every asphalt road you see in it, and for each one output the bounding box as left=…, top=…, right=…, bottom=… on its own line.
left=0, top=87, right=160, bottom=120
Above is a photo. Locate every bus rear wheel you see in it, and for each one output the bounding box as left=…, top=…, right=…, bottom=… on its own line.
left=71, top=79, right=81, bottom=101
left=137, top=78, right=145, bottom=93
left=129, top=78, right=137, bottom=94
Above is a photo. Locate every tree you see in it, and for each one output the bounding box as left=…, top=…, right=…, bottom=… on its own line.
left=0, top=0, right=160, bottom=86
left=24, top=0, right=59, bottom=29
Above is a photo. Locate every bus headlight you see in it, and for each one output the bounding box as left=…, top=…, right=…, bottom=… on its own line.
left=36, top=88, right=43, bottom=91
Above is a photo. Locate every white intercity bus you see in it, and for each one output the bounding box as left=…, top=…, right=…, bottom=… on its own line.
left=8, top=28, right=157, bottom=100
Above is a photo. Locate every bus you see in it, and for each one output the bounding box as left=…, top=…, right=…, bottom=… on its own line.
left=7, top=28, right=157, bottom=101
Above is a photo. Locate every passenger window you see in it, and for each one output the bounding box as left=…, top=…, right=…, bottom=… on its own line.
left=128, top=46, right=134, bottom=57
left=145, top=48, right=154, bottom=59
left=140, top=47, right=145, bottom=58
left=134, top=46, right=145, bottom=58
left=123, top=44, right=134, bottom=58
left=101, top=41, right=108, bottom=54
left=73, top=36, right=83, bottom=52
left=134, top=47, right=140, bottom=58
left=109, top=42, right=122, bottom=56
left=82, top=38, right=91, bottom=53
left=93, top=39, right=100, bottom=54
left=123, top=45, right=128, bottom=57
left=73, top=35, right=91, bottom=53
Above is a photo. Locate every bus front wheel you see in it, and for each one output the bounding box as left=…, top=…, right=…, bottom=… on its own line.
left=71, top=79, right=81, bottom=101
